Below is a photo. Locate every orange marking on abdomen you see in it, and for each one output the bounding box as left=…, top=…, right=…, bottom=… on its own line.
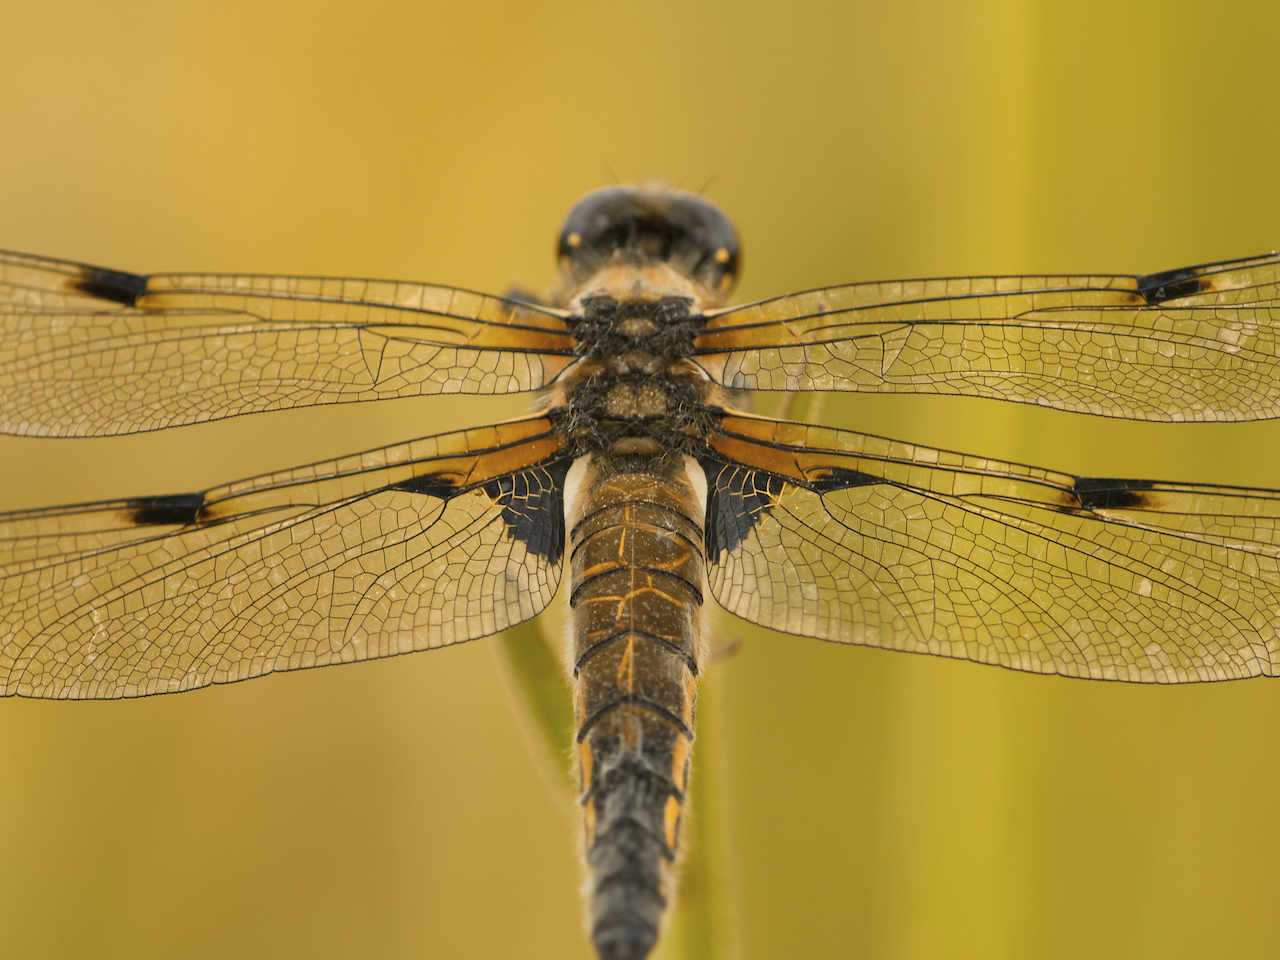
left=670, top=735, right=690, bottom=793
left=584, top=795, right=597, bottom=847
left=663, top=794, right=681, bottom=851
left=615, top=636, right=636, bottom=691
left=681, top=670, right=697, bottom=728
left=578, top=740, right=594, bottom=790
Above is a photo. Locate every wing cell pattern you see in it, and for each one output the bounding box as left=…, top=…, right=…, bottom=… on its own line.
left=0, top=417, right=566, bottom=699
left=0, top=251, right=575, bottom=436
left=697, top=254, right=1280, bottom=422
left=705, top=414, right=1280, bottom=683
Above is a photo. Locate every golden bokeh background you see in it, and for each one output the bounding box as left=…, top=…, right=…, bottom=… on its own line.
left=2, top=1, right=1279, bottom=958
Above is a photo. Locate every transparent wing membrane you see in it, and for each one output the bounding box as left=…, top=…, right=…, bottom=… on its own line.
left=0, top=251, right=575, bottom=437
left=704, top=413, right=1280, bottom=683
left=697, top=253, right=1280, bottom=422
left=0, top=416, right=567, bottom=698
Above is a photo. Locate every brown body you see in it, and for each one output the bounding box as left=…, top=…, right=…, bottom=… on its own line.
left=568, top=459, right=705, bottom=957
left=549, top=255, right=729, bottom=958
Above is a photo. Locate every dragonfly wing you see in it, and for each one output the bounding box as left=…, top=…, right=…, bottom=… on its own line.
left=696, top=253, right=1280, bottom=422
left=0, top=251, right=576, bottom=436
left=702, top=413, right=1280, bottom=683
left=0, top=416, right=570, bottom=698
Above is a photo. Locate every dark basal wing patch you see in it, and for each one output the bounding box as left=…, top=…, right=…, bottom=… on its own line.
left=703, top=459, right=887, bottom=563
left=1074, top=477, right=1156, bottom=510
left=125, top=493, right=205, bottom=526
left=390, top=459, right=570, bottom=562
left=702, top=460, right=788, bottom=563
left=483, top=459, right=572, bottom=563
left=72, top=266, right=150, bottom=307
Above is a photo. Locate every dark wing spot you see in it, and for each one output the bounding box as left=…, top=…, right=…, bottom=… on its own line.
left=1136, top=266, right=1208, bottom=305
left=1074, top=477, right=1155, bottom=510
left=482, top=459, right=572, bottom=563
left=701, top=459, right=788, bottom=563
left=392, top=473, right=464, bottom=498
left=72, top=266, right=150, bottom=306
left=125, top=493, right=205, bottom=526
left=808, top=467, right=883, bottom=493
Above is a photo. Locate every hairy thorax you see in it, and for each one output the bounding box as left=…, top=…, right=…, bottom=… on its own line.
left=546, top=262, right=728, bottom=465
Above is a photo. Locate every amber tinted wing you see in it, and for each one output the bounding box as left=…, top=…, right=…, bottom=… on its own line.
left=0, top=416, right=570, bottom=698
left=0, top=251, right=576, bottom=437
left=697, top=253, right=1280, bottom=422
left=703, top=413, right=1280, bottom=683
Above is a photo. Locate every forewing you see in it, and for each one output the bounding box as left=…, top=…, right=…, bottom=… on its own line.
left=0, top=251, right=576, bottom=437
left=703, top=414, right=1280, bottom=683
left=0, top=416, right=570, bottom=698
left=697, top=253, right=1280, bottom=422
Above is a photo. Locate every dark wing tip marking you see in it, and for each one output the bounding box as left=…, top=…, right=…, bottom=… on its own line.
left=125, top=492, right=206, bottom=526
left=1074, top=477, right=1156, bottom=510
left=72, top=266, right=150, bottom=306
left=1135, top=266, right=1207, bottom=305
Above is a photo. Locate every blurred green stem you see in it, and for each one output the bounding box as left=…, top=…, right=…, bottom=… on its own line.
left=497, top=619, right=576, bottom=786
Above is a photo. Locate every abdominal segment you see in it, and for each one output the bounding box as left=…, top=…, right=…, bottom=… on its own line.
left=568, top=466, right=706, bottom=960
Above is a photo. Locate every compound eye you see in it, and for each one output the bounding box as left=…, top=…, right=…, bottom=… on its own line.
left=557, top=186, right=740, bottom=293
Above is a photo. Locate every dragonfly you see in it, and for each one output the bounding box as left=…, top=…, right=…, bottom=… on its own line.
left=2, top=185, right=1278, bottom=960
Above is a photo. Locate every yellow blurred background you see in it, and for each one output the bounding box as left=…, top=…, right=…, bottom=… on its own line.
left=2, top=1, right=1279, bottom=958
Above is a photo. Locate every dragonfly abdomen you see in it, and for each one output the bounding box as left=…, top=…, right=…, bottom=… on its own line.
left=568, top=463, right=707, bottom=960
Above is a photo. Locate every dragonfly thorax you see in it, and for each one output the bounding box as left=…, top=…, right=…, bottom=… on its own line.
left=571, top=296, right=701, bottom=360
left=557, top=294, right=717, bottom=463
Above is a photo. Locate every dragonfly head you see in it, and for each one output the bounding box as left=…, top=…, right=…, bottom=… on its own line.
left=557, top=185, right=740, bottom=298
